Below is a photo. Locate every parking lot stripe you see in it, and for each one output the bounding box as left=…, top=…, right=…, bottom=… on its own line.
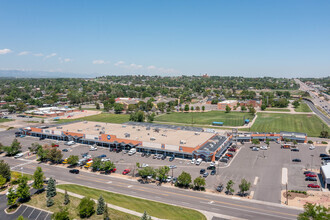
left=21, top=206, right=29, bottom=215
left=28, top=208, right=35, bottom=218
left=35, top=209, right=42, bottom=220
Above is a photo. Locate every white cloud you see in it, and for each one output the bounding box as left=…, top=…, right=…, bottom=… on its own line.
left=114, top=61, right=125, bottom=66
left=0, top=48, right=12, bottom=55
left=92, top=60, right=108, bottom=64
left=147, top=65, right=156, bottom=70
left=59, top=57, right=72, bottom=63
left=18, top=51, right=30, bottom=56
left=44, top=53, right=57, bottom=59
left=34, top=53, right=44, bottom=57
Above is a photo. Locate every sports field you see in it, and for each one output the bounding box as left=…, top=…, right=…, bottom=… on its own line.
left=264, top=108, right=290, bottom=112
left=56, top=113, right=130, bottom=124
left=294, top=103, right=312, bottom=112
left=246, top=113, right=329, bottom=137
left=155, top=111, right=254, bottom=126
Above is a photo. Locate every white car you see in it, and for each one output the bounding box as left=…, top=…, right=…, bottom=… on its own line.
left=166, top=176, right=172, bottom=182
left=14, top=153, right=24, bottom=159
left=210, top=161, right=216, bottom=167
left=89, top=146, right=97, bottom=151
left=191, top=158, right=196, bottom=164
left=65, top=141, right=75, bottom=146
left=141, top=163, right=149, bottom=168
left=196, top=158, right=203, bottom=165
left=309, top=145, right=315, bottom=150
left=252, top=147, right=259, bottom=151
left=260, top=145, right=268, bottom=150
left=169, top=165, right=177, bottom=169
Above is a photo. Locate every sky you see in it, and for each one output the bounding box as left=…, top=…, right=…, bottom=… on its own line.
left=0, top=0, right=330, bottom=77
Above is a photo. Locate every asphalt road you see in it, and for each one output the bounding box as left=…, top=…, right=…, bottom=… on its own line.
left=2, top=157, right=302, bottom=220
left=304, top=99, right=330, bottom=126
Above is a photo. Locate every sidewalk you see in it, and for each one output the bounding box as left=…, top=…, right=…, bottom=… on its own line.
left=56, top=188, right=165, bottom=220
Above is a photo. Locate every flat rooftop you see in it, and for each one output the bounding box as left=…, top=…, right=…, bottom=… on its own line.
left=54, top=121, right=214, bottom=148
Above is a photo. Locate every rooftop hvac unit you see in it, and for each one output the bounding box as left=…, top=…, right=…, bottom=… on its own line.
left=180, top=140, right=186, bottom=144
left=150, top=137, right=156, bottom=141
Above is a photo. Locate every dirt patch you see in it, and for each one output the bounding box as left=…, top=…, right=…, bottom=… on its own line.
left=283, top=191, right=308, bottom=200
left=281, top=190, right=330, bottom=208
left=59, top=110, right=101, bottom=119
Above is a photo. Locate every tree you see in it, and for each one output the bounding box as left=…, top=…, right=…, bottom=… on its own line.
left=141, top=211, right=152, bottom=220
left=177, top=171, right=191, bottom=188
left=16, top=216, right=27, bottom=220
left=196, top=106, right=200, bottom=111
left=138, top=167, right=156, bottom=182
left=29, top=143, right=42, bottom=153
left=3, top=139, right=22, bottom=156
left=298, top=203, right=330, bottom=220
left=193, top=176, right=206, bottom=190
left=184, top=104, right=189, bottom=112
left=102, top=161, right=116, bottom=173
left=292, top=100, right=300, bottom=108
left=92, top=158, right=102, bottom=172
left=129, top=111, right=145, bottom=122
left=156, top=166, right=170, bottom=183
left=238, top=178, right=251, bottom=196
left=0, top=160, right=11, bottom=182
left=202, top=106, right=205, bottom=111
left=37, top=145, right=50, bottom=162
left=52, top=207, right=71, bottom=220
left=293, top=140, right=298, bottom=146
left=33, top=167, right=44, bottom=192
left=95, top=103, right=100, bottom=109
left=47, top=177, right=56, bottom=198
left=78, top=197, right=95, bottom=218
left=320, top=130, right=329, bottom=138
left=0, top=175, right=6, bottom=188
left=265, top=139, right=270, bottom=147
left=114, top=103, right=124, bottom=114
left=97, top=195, right=105, bottom=215
left=249, top=106, right=256, bottom=115
left=225, top=105, right=231, bottom=113
left=103, top=204, right=110, bottom=220
left=260, top=104, right=266, bottom=111
left=226, top=180, right=234, bottom=195
left=17, top=176, right=30, bottom=202
left=147, top=113, right=155, bottom=123
left=48, top=148, right=63, bottom=164
left=64, top=190, right=70, bottom=205
left=47, top=196, right=54, bottom=207
left=252, top=139, right=260, bottom=145
left=7, top=187, right=18, bottom=206
left=241, top=105, right=247, bottom=111
left=67, top=155, right=79, bottom=166
left=190, top=106, right=194, bottom=111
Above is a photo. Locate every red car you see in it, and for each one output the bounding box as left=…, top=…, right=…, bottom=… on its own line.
left=51, top=144, right=59, bottom=147
left=225, top=153, right=233, bottom=157
left=305, top=173, right=317, bottom=177
left=308, top=184, right=320, bottom=188
left=122, top=169, right=130, bottom=175
left=110, top=168, right=117, bottom=173
left=228, top=148, right=236, bottom=152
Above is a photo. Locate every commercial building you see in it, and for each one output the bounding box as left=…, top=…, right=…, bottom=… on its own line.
left=21, top=121, right=230, bottom=161
left=217, top=100, right=238, bottom=111
left=320, top=164, right=330, bottom=189
left=25, top=107, right=79, bottom=117
left=232, top=132, right=307, bottom=143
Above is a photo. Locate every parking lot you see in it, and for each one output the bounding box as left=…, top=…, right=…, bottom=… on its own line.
left=0, top=128, right=327, bottom=204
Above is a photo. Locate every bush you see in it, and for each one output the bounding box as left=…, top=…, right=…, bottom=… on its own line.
left=307, top=140, right=313, bottom=144
left=78, top=197, right=95, bottom=218
left=322, top=141, right=328, bottom=144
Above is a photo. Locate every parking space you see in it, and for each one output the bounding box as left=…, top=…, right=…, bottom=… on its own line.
left=12, top=205, right=52, bottom=220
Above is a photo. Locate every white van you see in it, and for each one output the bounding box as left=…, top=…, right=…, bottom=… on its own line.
left=196, top=158, right=203, bottom=165
left=65, top=141, right=75, bottom=146
left=89, top=145, right=97, bottom=151
left=14, top=153, right=24, bottom=159
left=128, top=148, right=136, bottom=156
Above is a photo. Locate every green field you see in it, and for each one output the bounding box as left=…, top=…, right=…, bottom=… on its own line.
left=244, top=113, right=329, bottom=137
left=0, top=118, right=12, bottom=123
left=58, top=184, right=206, bottom=220
left=264, top=108, right=290, bottom=112
left=294, top=103, right=312, bottom=112
left=56, top=113, right=130, bottom=124
left=27, top=191, right=138, bottom=220
left=155, top=111, right=254, bottom=127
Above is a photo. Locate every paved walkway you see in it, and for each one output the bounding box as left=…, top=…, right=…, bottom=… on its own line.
left=57, top=188, right=164, bottom=220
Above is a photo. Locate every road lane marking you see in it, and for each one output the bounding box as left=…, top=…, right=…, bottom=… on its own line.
left=253, top=176, right=258, bottom=185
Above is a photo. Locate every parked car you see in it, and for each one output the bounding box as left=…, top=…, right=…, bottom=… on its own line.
left=172, top=177, right=178, bottom=184
left=203, top=172, right=209, bottom=178
left=52, top=144, right=59, bottom=147
left=228, top=148, right=236, bottom=152
left=123, top=150, right=128, bottom=154
left=207, top=166, right=216, bottom=170
left=153, top=154, right=158, bottom=159
left=90, top=146, right=97, bottom=151
left=200, top=169, right=206, bottom=174
left=291, top=148, right=299, bottom=152
left=211, top=170, right=216, bottom=175
left=320, top=154, right=329, bottom=158
left=20, top=135, right=26, bottom=138
left=128, top=148, right=136, bottom=156
left=309, top=145, right=315, bottom=150
left=223, top=155, right=230, bottom=160
left=141, top=152, right=146, bottom=157
left=14, top=153, right=24, bottom=159
left=39, top=137, right=45, bottom=140
left=166, top=176, right=172, bottom=182
left=210, top=161, right=216, bottom=166
left=307, top=184, right=320, bottom=188
left=62, top=149, right=69, bottom=152
left=321, top=157, right=330, bottom=161
left=220, top=158, right=229, bottom=163
left=98, top=154, right=107, bottom=158
left=65, top=141, right=75, bottom=146
left=216, top=184, right=224, bottom=192
left=141, top=163, right=149, bottom=168
left=225, top=153, right=233, bottom=157
left=69, top=169, right=79, bottom=174
left=161, top=155, right=167, bottom=160
left=252, top=147, right=259, bottom=151
left=292, top=159, right=301, bottom=162
left=169, top=156, right=175, bottom=162
left=145, top=153, right=151, bottom=157
left=169, top=165, right=177, bottom=169
left=305, top=173, right=317, bottom=177
left=196, top=158, right=203, bottom=165
left=157, top=154, right=163, bottom=159
left=122, top=169, right=131, bottom=175
left=260, top=145, right=268, bottom=150
left=191, top=158, right=196, bottom=164
left=304, top=171, right=316, bottom=175
left=305, top=177, right=317, bottom=181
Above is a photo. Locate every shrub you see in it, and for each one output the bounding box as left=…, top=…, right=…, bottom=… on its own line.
left=78, top=197, right=95, bottom=218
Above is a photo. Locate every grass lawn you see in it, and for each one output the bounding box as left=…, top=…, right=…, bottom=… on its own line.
left=0, top=118, right=12, bottom=123
left=27, top=191, right=138, bottom=220
left=242, top=113, right=329, bottom=137
left=263, top=108, right=290, bottom=112
left=55, top=113, right=130, bottom=124
left=294, top=103, right=312, bottom=112
left=155, top=111, right=254, bottom=127
left=58, top=184, right=206, bottom=220
left=11, top=171, right=33, bottom=181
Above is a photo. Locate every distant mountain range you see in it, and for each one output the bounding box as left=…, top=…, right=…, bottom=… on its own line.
left=0, top=70, right=95, bottom=78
